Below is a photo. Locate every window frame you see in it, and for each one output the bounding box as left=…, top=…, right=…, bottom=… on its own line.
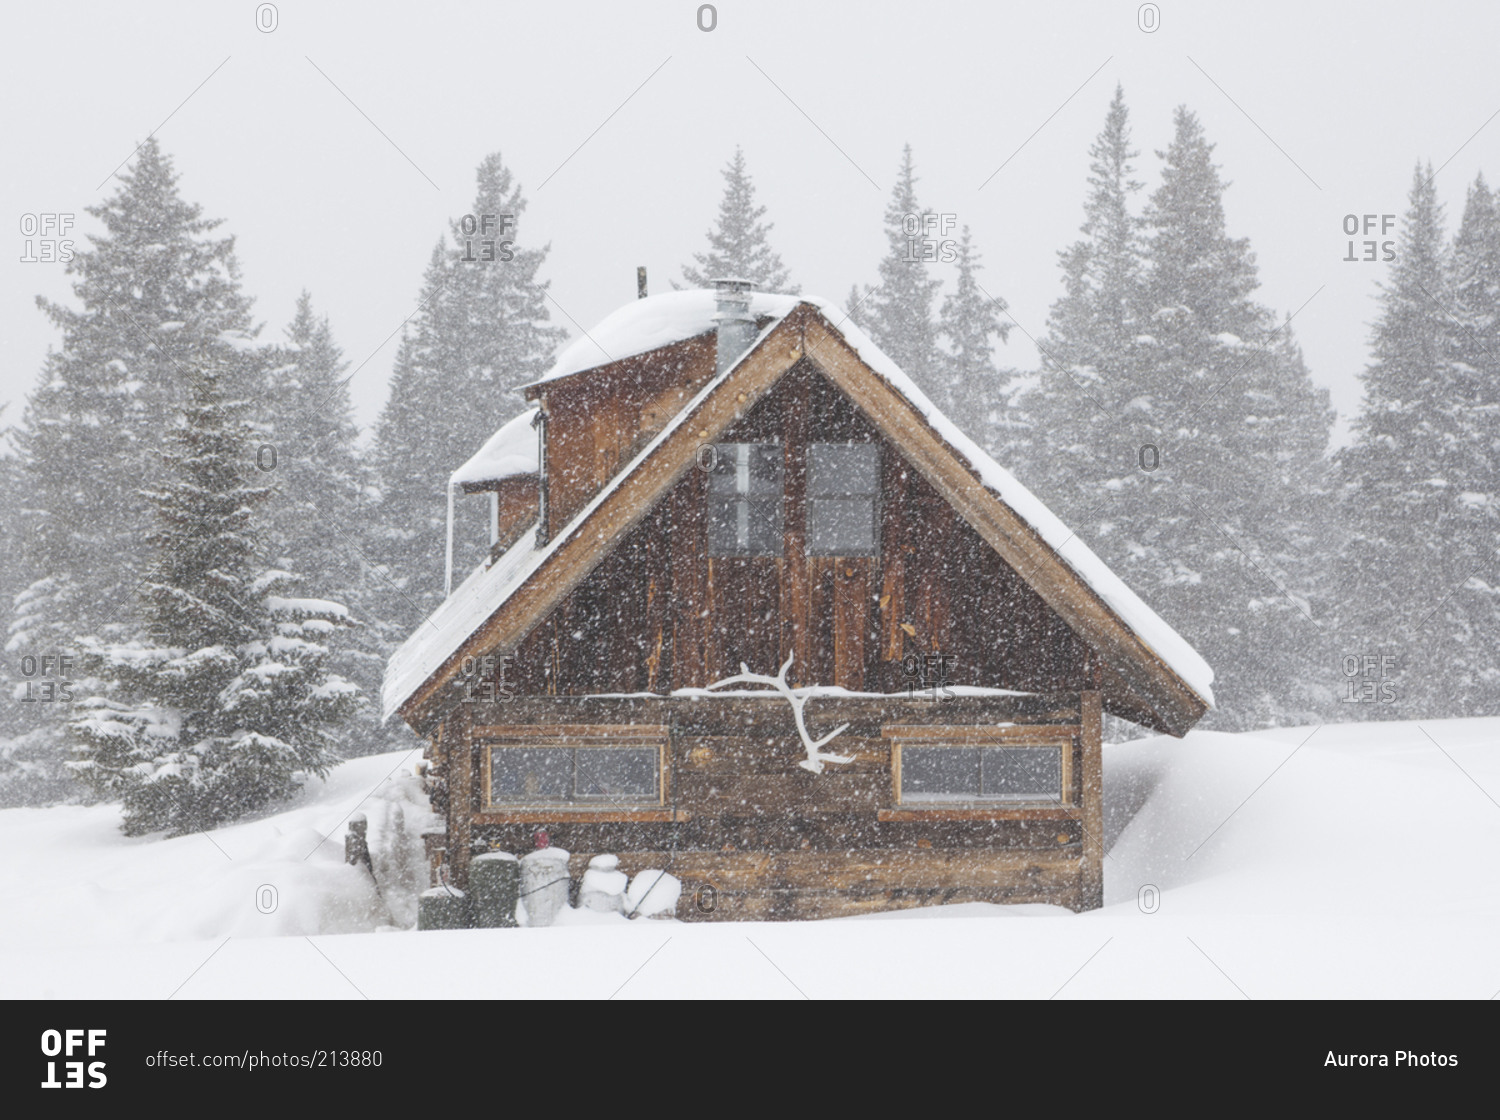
left=806, top=441, right=881, bottom=558
left=705, top=441, right=785, bottom=558
left=478, top=725, right=669, bottom=817
left=883, top=725, right=1078, bottom=817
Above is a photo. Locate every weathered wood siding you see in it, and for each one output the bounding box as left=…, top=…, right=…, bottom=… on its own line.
left=509, top=364, right=1092, bottom=698
left=436, top=693, right=1102, bottom=917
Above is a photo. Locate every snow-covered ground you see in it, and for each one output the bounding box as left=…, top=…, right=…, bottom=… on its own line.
left=2, top=717, right=1496, bottom=999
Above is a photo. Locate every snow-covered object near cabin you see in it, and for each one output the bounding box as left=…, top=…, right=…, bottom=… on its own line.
left=578, top=853, right=628, bottom=914
left=384, top=290, right=1213, bottom=726
left=625, top=871, right=682, bottom=919
left=519, top=847, right=570, bottom=927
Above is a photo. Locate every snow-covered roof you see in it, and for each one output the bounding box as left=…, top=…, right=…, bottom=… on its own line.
left=525, top=289, right=804, bottom=387
left=450, top=406, right=539, bottom=488
left=385, top=292, right=1214, bottom=722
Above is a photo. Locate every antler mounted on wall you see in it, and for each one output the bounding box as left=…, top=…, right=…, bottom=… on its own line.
left=705, top=654, right=854, bottom=774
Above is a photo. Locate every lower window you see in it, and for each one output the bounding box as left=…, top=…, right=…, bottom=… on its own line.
left=899, top=743, right=1065, bottom=804
left=486, top=742, right=661, bottom=806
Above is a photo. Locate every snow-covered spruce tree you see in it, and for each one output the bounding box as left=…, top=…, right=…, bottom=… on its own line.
left=258, top=293, right=398, bottom=755
left=5, top=138, right=260, bottom=804
left=936, top=225, right=1011, bottom=429
left=367, top=153, right=566, bottom=634
left=1447, top=174, right=1500, bottom=417
left=679, top=147, right=798, bottom=293
left=843, top=284, right=867, bottom=329
left=1335, top=167, right=1500, bottom=718
left=1132, top=107, right=1334, bottom=728
left=859, top=145, right=946, bottom=405
left=69, top=358, right=359, bottom=835
left=0, top=421, right=62, bottom=805
left=1028, top=103, right=1334, bottom=729
left=1023, top=84, right=1148, bottom=507
left=261, top=292, right=366, bottom=578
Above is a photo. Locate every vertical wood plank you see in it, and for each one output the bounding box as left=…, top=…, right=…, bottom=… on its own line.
left=671, top=474, right=708, bottom=687
left=449, top=716, right=474, bottom=890
left=881, top=453, right=908, bottom=663
left=833, top=560, right=869, bottom=689
left=783, top=366, right=811, bottom=677
left=1080, top=688, right=1104, bottom=910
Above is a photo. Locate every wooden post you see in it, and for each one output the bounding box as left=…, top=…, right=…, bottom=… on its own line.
left=448, top=719, right=475, bottom=890
left=783, top=366, right=811, bottom=677
left=671, top=478, right=708, bottom=687
left=1079, top=688, right=1104, bottom=910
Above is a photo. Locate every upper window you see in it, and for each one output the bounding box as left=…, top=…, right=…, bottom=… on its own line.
left=808, top=443, right=879, bottom=556
left=707, top=442, right=783, bottom=556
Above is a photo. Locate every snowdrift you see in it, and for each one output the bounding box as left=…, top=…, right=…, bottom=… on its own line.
left=2, top=717, right=1496, bottom=998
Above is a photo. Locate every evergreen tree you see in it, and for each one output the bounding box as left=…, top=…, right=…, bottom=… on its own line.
left=679, top=147, right=798, bottom=292
left=1024, top=83, right=1148, bottom=505
left=936, top=225, right=1010, bottom=420
left=1027, top=102, right=1334, bottom=729
left=258, top=293, right=398, bottom=754
left=0, top=418, right=63, bottom=804
left=843, top=284, right=867, bottom=330
left=1335, top=166, right=1500, bottom=717
left=69, top=358, right=358, bottom=835
left=368, top=154, right=566, bottom=634
left=860, top=145, right=946, bottom=403
left=6, top=139, right=260, bottom=802
left=1136, top=108, right=1334, bottom=727
left=1447, top=174, right=1500, bottom=400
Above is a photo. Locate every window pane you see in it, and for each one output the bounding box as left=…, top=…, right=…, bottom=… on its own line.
left=709, top=443, right=781, bottom=494
left=707, top=495, right=744, bottom=553
left=747, top=443, right=784, bottom=494
left=708, top=444, right=783, bottom=556
left=707, top=444, right=740, bottom=495
left=809, top=444, right=879, bottom=497
left=575, top=748, right=658, bottom=800
left=981, top=747, right=1062, bottom=802
left=808, top=497, right=876, bottom=555
left=491, top=748, right=572, bottom=802
left=901, top=747, right=981, bottom=800
left=746, top=496, right=784, bottom=555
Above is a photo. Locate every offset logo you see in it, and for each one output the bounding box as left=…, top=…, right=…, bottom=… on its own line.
left=40, top=1029, right=106, bottom=1089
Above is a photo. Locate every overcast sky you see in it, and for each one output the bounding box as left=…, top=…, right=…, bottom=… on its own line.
left=5, top=0, right=1499, bottom=454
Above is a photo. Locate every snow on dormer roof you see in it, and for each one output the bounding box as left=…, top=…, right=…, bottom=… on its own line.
left=449, top=406, right=539, bottom=489
left=524, top=289, right=804, bottom=388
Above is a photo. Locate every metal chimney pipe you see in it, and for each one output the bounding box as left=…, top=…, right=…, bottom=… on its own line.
left=532, top=404, right=550, bottom=547
left=711, top=277, right=755, bottom=377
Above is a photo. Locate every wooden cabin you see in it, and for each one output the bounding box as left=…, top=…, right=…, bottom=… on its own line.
left=386, top=280, right=1214, bottom=919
